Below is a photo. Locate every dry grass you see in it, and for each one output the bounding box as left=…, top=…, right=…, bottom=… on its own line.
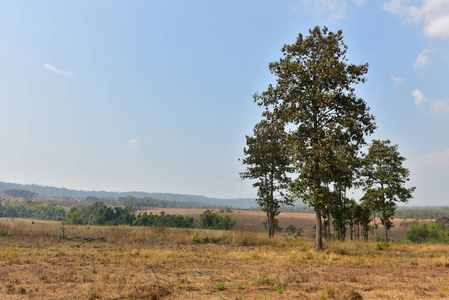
left=0, top=223, right=449, bottom=299
left=138, top=208, right=426, bottom=240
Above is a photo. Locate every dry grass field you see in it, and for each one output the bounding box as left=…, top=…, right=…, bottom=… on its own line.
left=0, top=222, right=448, bottom=299
left=139, top=208, right=429, bottom=241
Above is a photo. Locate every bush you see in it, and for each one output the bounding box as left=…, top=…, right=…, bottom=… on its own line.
left=375, top=242, right=390, bottom=251
left=286, top=224, right=303, bottom=238
left=192, top=232, right=201, bottom=244
left=286, top=225, right=297, bottom=235
left=404, top=221, right=449, bottom=244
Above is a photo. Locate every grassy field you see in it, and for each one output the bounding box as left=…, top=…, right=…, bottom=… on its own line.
left=138, top=208, right=430, bottom=241
left=0, top=222, right=448, bottom=299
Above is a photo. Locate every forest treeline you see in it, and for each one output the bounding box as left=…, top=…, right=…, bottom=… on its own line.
left=0, top=199, right=66, bottom=221
left=0, top=199, right=236, bottom=230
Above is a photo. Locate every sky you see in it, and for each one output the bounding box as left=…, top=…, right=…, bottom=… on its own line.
left=0, top=0, right=448, bottom=205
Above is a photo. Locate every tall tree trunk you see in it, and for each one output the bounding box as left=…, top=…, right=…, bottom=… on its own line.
left=323, top=216, right=327, bottom=241
left=373, top=213, right=377, bottom=241
left=382, top=210, right=389, bottom=242
left=270, top=173, right=275, bottom=238
left=342, top=190, right=346, bottom=241
left=316, top=210, right=323, bottom=251
left=267, top=214, right=271, bottom=238
left=381, top=184, right=388, bottom=242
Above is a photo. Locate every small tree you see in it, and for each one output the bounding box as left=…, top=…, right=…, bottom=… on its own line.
left=240, top=118, right=293, bottom=237
left=361, top=140, right=415, bottom=241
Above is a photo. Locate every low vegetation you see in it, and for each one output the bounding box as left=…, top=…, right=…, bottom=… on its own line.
left=0, top=223, right=448, bottom=299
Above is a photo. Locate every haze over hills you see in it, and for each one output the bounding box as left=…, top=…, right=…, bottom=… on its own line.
left=0, top=180, right=258, bottom=209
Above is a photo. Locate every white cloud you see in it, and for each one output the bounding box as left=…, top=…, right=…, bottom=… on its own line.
left=127, top=139, right=140, bottom=148
left=43, top=63, right=74, bottom=77
left=383, top=0, right=449, bottom=38
left=424, top=14, right=449, bottom=38
left=414, top=46, right=436, bottom=69
left=419, top=148, right=449, bottom=167
left=411, top=89, right=427, bottom=107
left=430, top=97, right=449, bottom=115
left=391, top=74, right=406, bottom=85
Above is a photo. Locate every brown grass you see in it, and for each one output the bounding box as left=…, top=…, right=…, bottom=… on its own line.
left=138, top=208, right=429, bottom=241
left=0, top=223, right=448, bottom=299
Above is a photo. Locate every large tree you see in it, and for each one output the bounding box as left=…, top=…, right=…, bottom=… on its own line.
left=240, top=118, right=293, bottom=237
left=361, top=139, right=415, bottom=241
left=255, top=26, right=376, bottom=251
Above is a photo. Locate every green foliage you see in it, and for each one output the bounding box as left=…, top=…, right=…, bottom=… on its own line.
left=192, top=232, right=201, bottom=244
left=240, top=118, right=293, bottom=238
left=237, top=283, right=244, bottom=290
left=286, top=225, right=297, bottom=235
left=198, top=210, right=236, bottom=230
left=0, top=200, right=65, bottom=221
left=0, top=229, right=11, bottom=236
left=133, top=211, right=195, bottom=228
left=375, top=242, right=390, bottom=251
left=219, top=207, right=233, bottom=213
left=276, top=285, right=284, bottom=295
left=361, top=139, right=415, bottom=241
left=252, top=26, right=376, bottom=250
left=405, top=221, right=449, bottom=243
left=67, top=202, right=195, bottom=228
left=216, top=283, right=225, bottom=291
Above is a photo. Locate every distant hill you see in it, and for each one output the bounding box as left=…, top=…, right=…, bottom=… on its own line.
left=0, top=180, right=257, bottom=209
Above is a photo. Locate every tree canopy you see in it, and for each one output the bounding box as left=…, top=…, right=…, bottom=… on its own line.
left=361, top=139, right=415, bottom=241
left=240, top=118, right=293, bottom=237
left=254, top=26, right=376, bottom=250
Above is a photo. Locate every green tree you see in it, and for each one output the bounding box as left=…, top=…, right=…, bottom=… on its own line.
left=198, top=210, right=236, bottom=230
left=361, top=139, right=415, bottom=241
left=254, top=26, right=376, bottom=250
left=240, top=119, right=293, bottom=237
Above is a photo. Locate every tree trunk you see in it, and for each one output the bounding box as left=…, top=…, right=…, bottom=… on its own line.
left=316, top=210, right=323, bottom=251
left=373, top=213, right=377, bottom=241
left=269, top=173, right=275, bottom=238
left=382, top=210, right=389, bottom=242
left=323, top=216, right=327, bottom=241
left=327, top=216, right=331, bottom=240
left=267, top=215, right=271, bottom=238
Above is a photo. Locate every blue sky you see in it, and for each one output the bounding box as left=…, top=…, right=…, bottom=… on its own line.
left=0, top=0, right=448, bottom=205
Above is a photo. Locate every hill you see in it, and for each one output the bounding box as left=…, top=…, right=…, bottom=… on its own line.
left=0, top=180, right=257, bottom=209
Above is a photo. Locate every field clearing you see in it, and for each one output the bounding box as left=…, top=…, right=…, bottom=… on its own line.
left=0, top=223, right=449, bottom=299
left=139, top=208, right=432, bottom=241
left=0, top=217, right=62, bottom=225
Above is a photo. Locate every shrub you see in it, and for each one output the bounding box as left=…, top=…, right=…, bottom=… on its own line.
left=286, top=225, right=297, bottom=235
left=375, top=242, right=390, bottom=251
left=192, top=232, right=201, bottom=244
left=405, top=221, right=449, bottom=244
